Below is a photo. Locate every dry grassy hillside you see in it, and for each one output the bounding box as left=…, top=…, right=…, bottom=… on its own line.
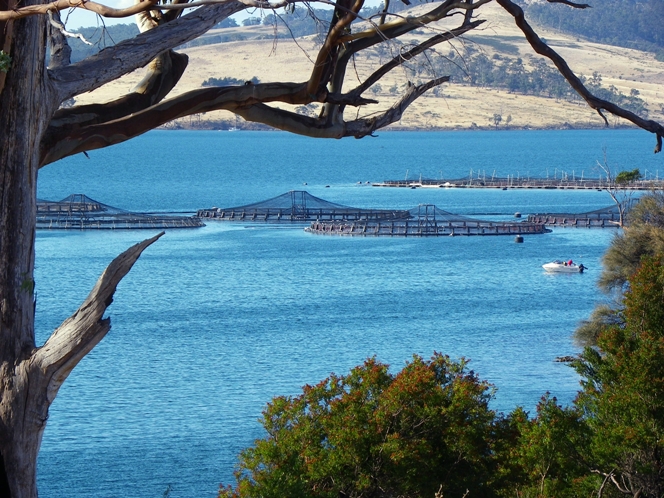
left=79, top=2, right=664, bottom=131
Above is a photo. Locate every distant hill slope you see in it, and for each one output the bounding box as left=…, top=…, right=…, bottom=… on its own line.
left=521, top=0, right=664, bottom=59
left=68, top=2, right=664, bottom=132
left=69, top=1, right=664, bottom=61
left=69, top=24, right=139, bottom=62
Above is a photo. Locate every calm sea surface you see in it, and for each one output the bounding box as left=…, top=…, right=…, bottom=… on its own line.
left=35, top=129, right=660, bottom=497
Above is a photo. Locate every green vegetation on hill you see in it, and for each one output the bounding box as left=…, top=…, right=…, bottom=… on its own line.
left=413, top=48, right=648, bottom=117
left=521, top=0, right=664, bottom=59
left=202, top=76, right=260, bottom=87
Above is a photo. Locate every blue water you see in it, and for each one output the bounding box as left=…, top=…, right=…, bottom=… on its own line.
left=34, top=129, right=657, bottom=497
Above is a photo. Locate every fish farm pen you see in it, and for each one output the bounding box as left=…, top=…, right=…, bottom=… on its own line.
left=306, top=205, right=551, bottom=236
left=527, top=204, right=624, bottom=227
left=37, top=194, right=204, bottom=229
left=372, top=177, right=664, bottom=190
left=197, top=191, right=410, bottom=222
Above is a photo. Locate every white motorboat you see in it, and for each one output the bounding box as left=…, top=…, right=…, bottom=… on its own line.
left=542, top=260, right=586, bottom=273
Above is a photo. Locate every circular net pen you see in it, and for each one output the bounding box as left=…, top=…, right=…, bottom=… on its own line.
left=197, top=190, right=411, bottom=223
left=37, top=194, right=204, bottom=229
left=306, top=204, right=551, bottom=236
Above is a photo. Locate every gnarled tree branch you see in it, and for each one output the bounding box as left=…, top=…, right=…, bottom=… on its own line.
left=48, top=2, right=245, bottom=101
left=318, top=0, right=488, bottom=128
left=40, top=82, right=329, bottom=165
left=48, top=9, right=92, bottom=45
left=0, top=0, right=282, bottom=22
left=0, top=0, right=159, bottom=22
left=34, top=233, right=163, bottom=403
left=44, top=1, right=190, bottom=157
left=43, top=69, right=445, bottom=163
left=234, top=76, right=448, bottom=138
left=42, top=0, right=493, bottom=164
left=345, top=77, right=448, bottom=137
left=306, top=0, right=363, bottom=96
left=496, top=0, right=664, bottom=153
left=348, top=20, right=483, bottom=98
left=339, top=0, right=492, bottom=47
left=546, top=0, right=591, bottom=9
left=332, top=0, right=490, bottom=97
left=44, top=50, right=188, bottom=140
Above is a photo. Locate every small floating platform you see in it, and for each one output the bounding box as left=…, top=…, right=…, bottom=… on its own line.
left=306, top=205, right=550, bottom=236
left=37, top=194, right=204, bottom=229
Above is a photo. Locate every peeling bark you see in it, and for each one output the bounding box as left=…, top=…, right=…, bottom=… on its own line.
left=36, top=233, right=164, bottom=403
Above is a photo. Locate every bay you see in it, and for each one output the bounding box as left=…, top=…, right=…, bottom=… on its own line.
left=34, top=129, right=654, bottom=497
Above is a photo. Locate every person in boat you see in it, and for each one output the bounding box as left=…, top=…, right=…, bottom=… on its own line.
left=568, top=259, right=573, bottom=266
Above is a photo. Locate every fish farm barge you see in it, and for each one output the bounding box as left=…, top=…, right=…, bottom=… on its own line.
left=306, top=205, right=550, bottom=236
left=197, top=191, right=410, bottom=222
left=37, top=194, right=204, bottom=229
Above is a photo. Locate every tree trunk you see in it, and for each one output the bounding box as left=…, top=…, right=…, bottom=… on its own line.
left=0, top=7, right=53, bottom=497
left=0, top=22, right=160, bottom=487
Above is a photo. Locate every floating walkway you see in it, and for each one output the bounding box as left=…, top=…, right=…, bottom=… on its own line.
left=306, top=205, right=550, bottom=236
left=527, top=204, right=623, bottom=227
left=37, top=194, right=204, bottom=229
left=197, top=191, right=410, bottom=222
left=373, top=177, right=664, bottom=190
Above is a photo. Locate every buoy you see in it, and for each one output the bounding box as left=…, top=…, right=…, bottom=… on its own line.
left=515, top=235, right=524, bottom=243
left=514, top=212, right=522, bottom=218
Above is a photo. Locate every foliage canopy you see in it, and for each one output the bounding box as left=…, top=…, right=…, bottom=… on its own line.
left=220, top=354, right=509, bottom=498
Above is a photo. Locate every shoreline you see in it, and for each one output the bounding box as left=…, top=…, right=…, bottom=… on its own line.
left=158, top=120, right=641, bottom=133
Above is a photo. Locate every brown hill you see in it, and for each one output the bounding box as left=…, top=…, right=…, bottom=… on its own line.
left=77, top=2, right=664, bottom=131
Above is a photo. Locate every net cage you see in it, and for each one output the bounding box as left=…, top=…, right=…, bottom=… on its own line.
left=307, top=204, right=550, bottom=236
left=197, top=190, right=411, bottom=222
left=526, top=200, right=638, bottom=227
left=37, top=194, right=204, bottom=229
